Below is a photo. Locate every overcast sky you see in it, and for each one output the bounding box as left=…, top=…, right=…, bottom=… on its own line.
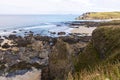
left=0, top=0, right=120, bottom=14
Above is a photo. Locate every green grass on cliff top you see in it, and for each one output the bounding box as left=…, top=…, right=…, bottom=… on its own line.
left=77, top=12, right=120, bottom=20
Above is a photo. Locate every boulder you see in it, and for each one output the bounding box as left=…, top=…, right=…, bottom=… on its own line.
left=58, top=32, right=66, bottom=35
left=2, top=43, right=10, bottom=48
left=32, top=41, right=44, bottom=51
left=12, top=31, right=17, bottom=33
left=39, top=50, right=49, bottom=59
left=8, top=35, right=18, bottom=40
left=15, top=38, right=31, bottom=47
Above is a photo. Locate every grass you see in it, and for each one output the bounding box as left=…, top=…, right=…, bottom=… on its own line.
left=77, top=12, right=120, bottom=20
left=99, top=20, right=120, bottom=26
left=67, top=24, right=120, bottom=80
left=68, top=62, right=120, bottom=80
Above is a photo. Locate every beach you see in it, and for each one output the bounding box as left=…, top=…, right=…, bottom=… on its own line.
left=71, top=26, right=96, bottom=36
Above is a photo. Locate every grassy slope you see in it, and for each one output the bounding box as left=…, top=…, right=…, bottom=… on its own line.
left=67, top=21, right=120, bottom=80
left=76, top=12, right=120, bottom=20
left=99, top=20, right=120, bottom=26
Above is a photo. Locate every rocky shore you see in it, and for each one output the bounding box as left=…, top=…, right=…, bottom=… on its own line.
left=0, top=32, right=91, bottom=80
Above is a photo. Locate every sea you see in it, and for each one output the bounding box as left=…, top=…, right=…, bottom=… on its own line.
left=0, top=15, right=79, bottom=37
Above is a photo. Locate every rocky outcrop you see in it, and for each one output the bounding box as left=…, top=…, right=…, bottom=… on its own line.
left=0, top=34, right=89, bottom=80
left=49, top=39, right=73, bottom=80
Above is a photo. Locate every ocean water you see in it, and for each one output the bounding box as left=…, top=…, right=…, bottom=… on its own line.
left=0, top=15, right=79, bottom=36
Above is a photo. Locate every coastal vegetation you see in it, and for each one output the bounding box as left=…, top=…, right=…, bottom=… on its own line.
left=99, top=20, right=120, bottom=26
left=67, top=21, right=120, bottom=80
left=76, top=12, right=120, bottom=20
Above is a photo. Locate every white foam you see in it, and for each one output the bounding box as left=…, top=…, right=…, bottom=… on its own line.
left=24, top=24, right=56, bottom=30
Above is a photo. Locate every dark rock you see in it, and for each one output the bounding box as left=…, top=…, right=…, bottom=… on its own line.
left=41, top=66, right=50, bottom=80
left=3, top=30, right=7, bottom=32
left=2, top=43, right=10, bottom=48
left=60, top=36, right=79, bottom=44
left=8, top=35, right=18, bottom=40
left=24, top=32, right=28, bottom=33
left=34, top=35, right=52, bottom=43
left=49, top=32, right=56, bottom=34
left=3, top=36, right=8, bottom=39
left=12, top=31, right=17, bottom=33
left=15, top=38, right=31, bottom=47
left=0, top=39, right=4, bottom=44
left=29, top=31, right=34, bottom=34
left=19, top=30, right=22, bottom=31
left=79, top=36, right=92, bottom=42
left=56, top=24, right=61, bottom=26
left=70, top=21, right=99, bottom=27
left=58, top=32, right=66, bottom=35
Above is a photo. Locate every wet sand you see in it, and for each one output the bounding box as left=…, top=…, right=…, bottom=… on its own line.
left=71, top=26, right=96, bottom=36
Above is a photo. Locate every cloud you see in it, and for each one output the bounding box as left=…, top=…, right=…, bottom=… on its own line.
left=0, top=0, right=119, bottom=14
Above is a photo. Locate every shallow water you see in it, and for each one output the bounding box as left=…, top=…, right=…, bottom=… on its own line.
left=0, top=15, right=79, bottom=36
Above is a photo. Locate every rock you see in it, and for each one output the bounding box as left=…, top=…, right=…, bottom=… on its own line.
left=11, top=47, right=19, bottom=52
left=3, top=30, right=7, bottom=32
left=19, top=29, right=22, bottom=31
left=60, top=36, right=79, bottom=44
left=39, top=50, right=49, bottom=59
left=70, top=21, right=100, bottom=27
left=25, top=32, right=28, bottom=33
left=15, top=38, right=31, bottom=47
left=32, top=41, right=44, bottom=51
left=0, top=39, right=4, bottom=44
left=49, top=32, right=56, bottom=34
left=29, top=31, right=34, bottom=34
left=12, top=31, right=17, bottom=33
left=56, top=24, right=61, bottom=26
left=3, top=36, right=8, bottom=39
left=41, top=66, right=49, bottom=80
left=3, top=52, right=20, bottom=66
left=49, top=39, right=73, bottom=80
left=79, top=36, right=92, bottom=42
left=58, top=32, right=66, bottom=35
left=2, top=43, right=10, bottom=48
left=8, top=35, right=18, bottom=40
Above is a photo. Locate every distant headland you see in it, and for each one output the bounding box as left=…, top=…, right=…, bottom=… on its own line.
left=76, top=12, right=120, bottom=20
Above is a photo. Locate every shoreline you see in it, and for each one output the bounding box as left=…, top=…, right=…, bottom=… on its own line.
left=0, top=33, right=91, bottom=80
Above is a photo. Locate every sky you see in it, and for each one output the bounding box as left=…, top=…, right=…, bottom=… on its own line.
left=0, top=0, right=120, bottom=14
